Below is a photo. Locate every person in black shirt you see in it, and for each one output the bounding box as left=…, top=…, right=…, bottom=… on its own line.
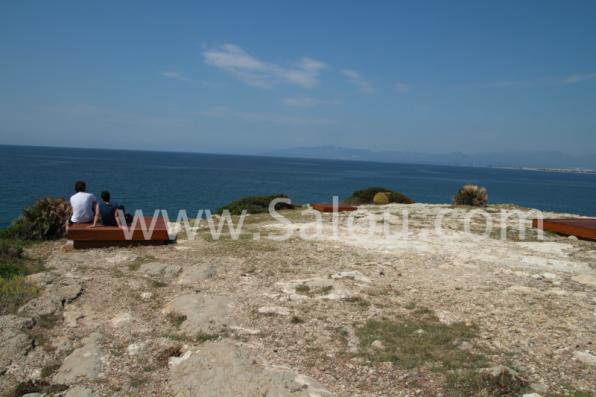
left=90, top=191, right=123, bottom=227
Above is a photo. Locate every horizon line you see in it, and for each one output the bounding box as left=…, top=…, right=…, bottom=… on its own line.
left=0, top=143, right=594, bottom=172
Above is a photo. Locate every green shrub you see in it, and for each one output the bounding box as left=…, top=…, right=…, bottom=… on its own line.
left=452, top=185, right=488, bottom=207
left=3, top=197, right=71, bottom=240
left=0, top=239, right=44, bottom=280
left=0, top=239, right=24, bottom=260
left=216, top=194, right=295, bottom=215
left=0, top=262, right=27, bottom=279
left=372, top=192, right=390, bottom=205
left=345, top=187, right=414, bottom=205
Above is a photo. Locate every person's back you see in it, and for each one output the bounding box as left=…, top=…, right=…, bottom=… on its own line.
left=90, top=190, right=122, bottom=228
left=70, top=181, right=96, bottom=224
left=98, top=196, right=119, bottom=226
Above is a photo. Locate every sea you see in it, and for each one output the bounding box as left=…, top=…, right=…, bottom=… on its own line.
left=1, top=145, right=595, bottom=227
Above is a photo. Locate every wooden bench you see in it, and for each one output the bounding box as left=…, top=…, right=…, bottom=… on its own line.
left=310, top=203, right=357, bottom=213
left=532, top=218, right=596, bottom=241
left=67, top=216, right=172, bottom=249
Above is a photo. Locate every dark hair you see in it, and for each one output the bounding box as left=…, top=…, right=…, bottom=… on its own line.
left=74, top=181, right=86, bottom=192
left=101, top=191, right=110, bottom=202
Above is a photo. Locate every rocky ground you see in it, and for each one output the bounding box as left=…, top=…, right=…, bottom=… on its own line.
left=1, top=204, right=595, bottom=397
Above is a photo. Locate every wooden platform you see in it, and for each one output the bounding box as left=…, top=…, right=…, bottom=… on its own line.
left=532, top=218, right=596, bottom=241
left=67, top=216, right=172, bottom=249
left=311, top=203, right=357, bottom=213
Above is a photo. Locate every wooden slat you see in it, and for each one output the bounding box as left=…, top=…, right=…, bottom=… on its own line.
left=73, top=240, right=169, bottom=249
left=311, top=203, right=357, bottom=213
left=532, top=218, right=596, bottom=241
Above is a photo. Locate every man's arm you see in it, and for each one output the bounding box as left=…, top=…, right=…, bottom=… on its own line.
left=115, top=208, right=123, bottom=228
left=90, top=203, right=100, bottom=228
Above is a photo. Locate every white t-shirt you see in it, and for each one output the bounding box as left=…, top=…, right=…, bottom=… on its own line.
left=70, top=192, right=96, bottom=223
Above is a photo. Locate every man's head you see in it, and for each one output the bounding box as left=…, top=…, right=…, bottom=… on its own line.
left=74, top=181, right=86, bottom=192
left=101, top=191, right=110, bottom=202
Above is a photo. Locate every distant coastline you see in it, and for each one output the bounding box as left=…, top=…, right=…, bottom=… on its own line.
left=495, top=166, right=596, bottom=175
left=265, top=145, right=596, bottom=171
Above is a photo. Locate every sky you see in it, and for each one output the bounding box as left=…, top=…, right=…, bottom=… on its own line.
left=0, top=1, right=595, bottom=155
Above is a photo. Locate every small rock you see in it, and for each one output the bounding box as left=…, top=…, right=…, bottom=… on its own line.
left=169, top=350, right=192, bottom=368
left=106, top=252, right=137, bottom=265
left=257, top=306, right=290, bottom=316
left=541, top=272, right=558, bottom=280
left=546, top=288, right=567, bottom=296
left=110, top=312, right=132, bottom=327
left=573, top=350, right=596, bottom=366
left=230, top=326, right=261, bottom=335
left=177, top=263, right=218, bottom=284
left=127, top=342, right=147, bottom=356
left=568, top=235, right=578, bottom=240
left=140, top=291, right=153, bottom=301
left=572, top=275, right=596, bottom=288
left=508, top=285, right=540, bottom=295
left=529, top=382, right=548, bottom=394
left=371, top=340, right=385, bottom=350
left=459, top=341, right=473, bottom=351
left=65, top=386, right=96, bottom=397
left=63, top=310, right=84, bottom=327
left=139, top=262, right=181, bottom=276
left=484, top=365, right=517, bottom=377
left=522, top=394, right=542, bottom=397
left=436, top=310, right=459, bottom=325
left=330, top=271, right=371, bottom=283
left=479, top=365, right=527, bottom=390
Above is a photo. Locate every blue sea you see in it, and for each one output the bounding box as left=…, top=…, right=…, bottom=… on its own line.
left=1, top=145, right=595, bottom=227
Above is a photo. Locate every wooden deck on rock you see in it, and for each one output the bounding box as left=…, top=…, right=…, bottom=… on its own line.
left=67, top=216, right=171, bottom=249
left=532, top=218, right=596, bottom=241
left=310, top=203, right=357, bottom=213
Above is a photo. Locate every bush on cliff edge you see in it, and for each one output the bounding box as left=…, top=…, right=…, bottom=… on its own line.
left=452, top=185, right=488, bottom=207
left=1, top=197, right=71, bottom=240
left=216, top=194, right=295, bottom=215
left=345, top=187, right=414, bottom=205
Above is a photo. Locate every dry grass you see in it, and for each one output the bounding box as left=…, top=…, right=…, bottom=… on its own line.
left=295, top=284, right=333, bottom=297
left=0, top=276, right=39, bottom=315
left=356, top=312, right=486, bottom=370
left=126, top=255, right=156, bottom=271
left=166, top=311, right=187, bottom=328
left=444, top=369, right=528, bottom=396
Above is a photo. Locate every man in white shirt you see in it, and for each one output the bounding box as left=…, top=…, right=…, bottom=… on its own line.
left=68, top=181, right=96, bottom=227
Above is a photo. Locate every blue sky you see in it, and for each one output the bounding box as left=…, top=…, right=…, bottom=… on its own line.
left=1, top=1, right=595, bottom=154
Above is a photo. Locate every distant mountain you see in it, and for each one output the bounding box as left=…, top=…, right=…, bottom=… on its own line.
left=264, top=146, right=596, bottom=169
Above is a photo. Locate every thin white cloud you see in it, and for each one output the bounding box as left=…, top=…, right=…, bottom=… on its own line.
left=479, top=73, right=596, bottom=88
left=203, top=44, right=327, bottom=88
left=478, top=80, right=531, bottom=88
left=282, top=97, right=340, bottom=107
left=341, top=69, right=374, bottom=93
left=394, top=82, right=410, bottom=92
left=161, top=71, right=192, bottom=82
left=199, top=106, right=336, bottom=125
left=555, top=72, right=596, bottom=85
